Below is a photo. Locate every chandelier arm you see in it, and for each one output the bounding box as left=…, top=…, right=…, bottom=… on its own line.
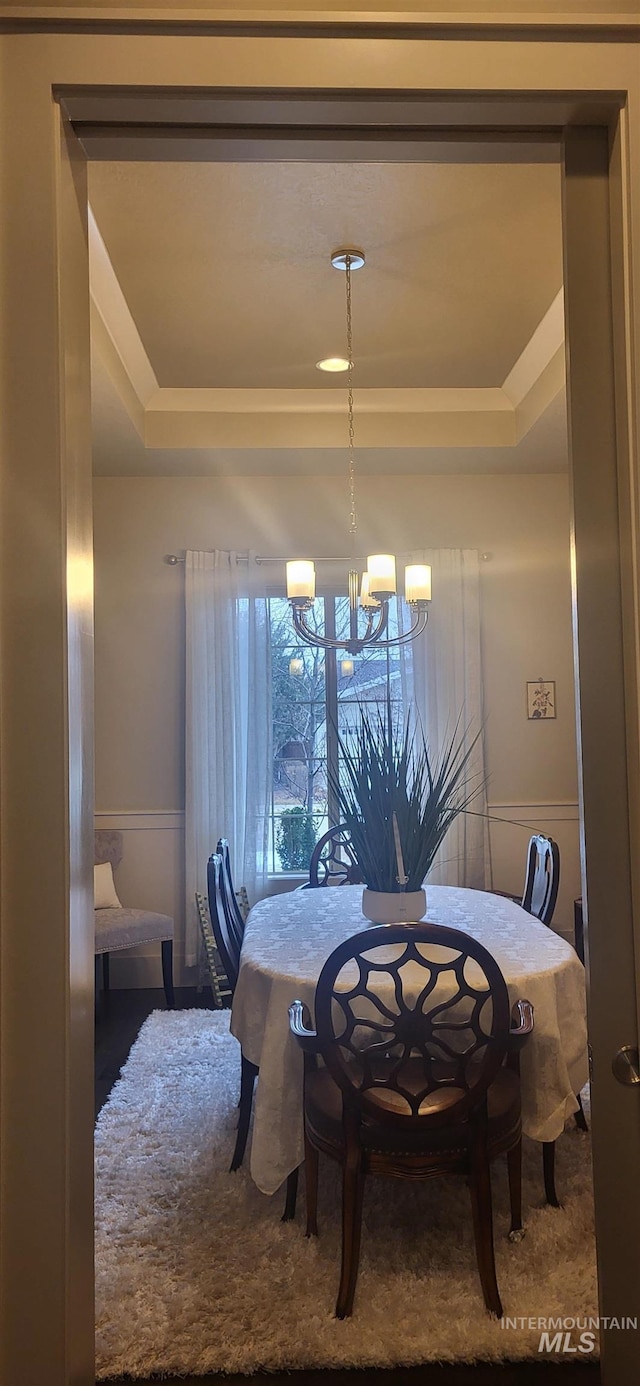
left=291, top=597, right=386, bottom=648
left=363, top=605, right=389, bottom=641
left=363, top=609, right=430, bottom=649
left=290, top=604, right=427, bottom=652
left=291, top=606, right=364, bottom=651
left=343, top=606, right=385, bottom=655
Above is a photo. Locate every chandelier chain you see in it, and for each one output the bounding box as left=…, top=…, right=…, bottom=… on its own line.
left=346, top=256, right=357, bottom=536
left=284, top=244, right=432, bottom=656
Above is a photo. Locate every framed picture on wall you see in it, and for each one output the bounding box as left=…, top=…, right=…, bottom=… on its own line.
left=527, top=679, right=556, bottom=720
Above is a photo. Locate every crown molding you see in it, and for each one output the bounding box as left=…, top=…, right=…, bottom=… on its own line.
left=502, top=289, right=564, bottom=407
left=89, top=189, right=565, bottom=452
left=146, top=386, right=512, bottom=414
left=89, top=205, right=158, bottom=413
left=144, top=402, right=518, bottom=448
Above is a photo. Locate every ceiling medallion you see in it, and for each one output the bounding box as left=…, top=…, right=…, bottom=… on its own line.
left=286, top=247, right=431, bottom=656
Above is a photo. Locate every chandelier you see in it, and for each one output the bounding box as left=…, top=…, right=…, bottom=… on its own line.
left=286, top=247, right=432, bottom=656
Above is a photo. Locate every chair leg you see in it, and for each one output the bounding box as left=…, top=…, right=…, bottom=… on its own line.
left=506, top=1139, right=524, bottom=1239
left=468, top=1119, right=503, bottom=1318
left=304, top=1129, right=320, bottom=1237
left=543, top=1140, right=561, bottom=1207
left=161, top=939, right=175, bottom=1009
left=575, top=1091, right=589, bottom=1132
left=335, top=1137, right=365, bottom=1320
left=281, top=1166, right=299, bottom=1223
left=230, top=1054, right=257, bottom=1172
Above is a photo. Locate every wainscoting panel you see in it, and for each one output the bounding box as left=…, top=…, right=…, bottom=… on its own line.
left=96, top=801, right=581, bottom=986
left=95, top=811, right=187, bottom=988
left=487, top=801, right=580, bottom=944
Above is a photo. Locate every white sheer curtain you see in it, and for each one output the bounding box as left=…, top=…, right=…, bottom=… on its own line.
left=184, top=550, right=272, bottom=967
left=405, top=547, right=489, bottom=889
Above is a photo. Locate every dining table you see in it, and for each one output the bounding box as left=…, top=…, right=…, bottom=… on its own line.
left=230, top=884, right=589, bottom=1196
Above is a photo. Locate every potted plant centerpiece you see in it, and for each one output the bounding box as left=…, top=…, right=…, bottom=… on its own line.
left=332, top=698, right=482, bottom=924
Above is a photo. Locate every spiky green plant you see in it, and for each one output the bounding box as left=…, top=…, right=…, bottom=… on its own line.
left=330, top=699, right=483, bottom=893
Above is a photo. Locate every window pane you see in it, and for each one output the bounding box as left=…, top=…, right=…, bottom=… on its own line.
left=269, top=598, right=328, bottom=872
left=268, top=594, right=415, bottom=873
left=336, top=596, right=414, bottom=711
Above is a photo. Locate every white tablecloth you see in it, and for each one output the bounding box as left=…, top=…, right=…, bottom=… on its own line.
left=230, top=885, right=588, bottom=1195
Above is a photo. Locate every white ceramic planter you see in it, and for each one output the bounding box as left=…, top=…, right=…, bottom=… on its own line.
left=361, top=887, right=427, bottom=925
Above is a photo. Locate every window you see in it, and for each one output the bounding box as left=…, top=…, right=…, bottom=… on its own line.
left=268, top=596, right=414, bottom=874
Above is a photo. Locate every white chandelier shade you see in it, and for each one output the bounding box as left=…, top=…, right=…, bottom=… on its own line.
left=285, top=558, right=432, bottom=609
left=286, top=557, right=432, bottom=656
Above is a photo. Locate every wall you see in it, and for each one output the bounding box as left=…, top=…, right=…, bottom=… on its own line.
left=93, top=469, right=580, bottom=980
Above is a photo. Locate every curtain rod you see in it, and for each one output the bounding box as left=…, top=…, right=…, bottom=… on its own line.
left=164, top=552, right=378, bottom=566
left=164, top=550, right=491, bottom=566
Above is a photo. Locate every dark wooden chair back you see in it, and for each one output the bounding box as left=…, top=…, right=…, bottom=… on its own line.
left=314, top=923, right=510, bottom=1129
left=217, top=836, right=247, bottom=937
left=207, top=853, right=242, bottom=991
left=306, top=823, right=363, bottom=888
left=522, top=833, right=560, bottom=926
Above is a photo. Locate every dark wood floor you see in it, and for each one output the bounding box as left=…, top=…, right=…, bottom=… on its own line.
left=96, top=990, right=600, bottom=1386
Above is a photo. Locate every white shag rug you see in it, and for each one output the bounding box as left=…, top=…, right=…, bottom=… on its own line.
left=95, top=1009, right=597, bottom=1379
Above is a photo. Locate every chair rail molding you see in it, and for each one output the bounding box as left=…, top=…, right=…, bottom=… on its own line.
left=95, top=809, right=184, bottom=831
left=487, top=800, right=579, bottom=821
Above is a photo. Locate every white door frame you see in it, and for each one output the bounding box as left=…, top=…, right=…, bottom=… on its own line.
left=1, top=31, right=639, bottom=1385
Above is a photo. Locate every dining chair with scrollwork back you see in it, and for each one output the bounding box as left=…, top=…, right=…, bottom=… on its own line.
left=304, top=823, right=363, bottom=888
left=207, top=853, right=298, bottom=1219
left=289, top=923, right=533, bottom=1319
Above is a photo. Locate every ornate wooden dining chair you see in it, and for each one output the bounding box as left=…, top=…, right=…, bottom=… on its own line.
left=289, top=922, right=533, bottom=1319
left=303, top=823, right=363, bottom=888
left=207, top=853, right=298, bottom=1218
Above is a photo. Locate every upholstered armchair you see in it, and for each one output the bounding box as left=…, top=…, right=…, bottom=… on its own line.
left=94, top=829, right=174, bottom=1006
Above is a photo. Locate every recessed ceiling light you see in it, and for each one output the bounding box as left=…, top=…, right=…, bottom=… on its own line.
left=316, top=357, right=350, bottom=373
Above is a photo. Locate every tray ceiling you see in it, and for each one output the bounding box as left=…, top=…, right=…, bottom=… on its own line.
left=88, top=157, right=568, bottom=476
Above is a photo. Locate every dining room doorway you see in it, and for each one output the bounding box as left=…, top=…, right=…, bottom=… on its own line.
left=83, top=98, right=633, bottom=1378
left=2, top=34, right=640, bottom=1386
